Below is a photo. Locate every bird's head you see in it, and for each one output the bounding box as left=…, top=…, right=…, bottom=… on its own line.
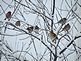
left=8, top=11, right=11, bottom=14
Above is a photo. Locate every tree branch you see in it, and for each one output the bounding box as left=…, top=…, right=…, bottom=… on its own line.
left=60, top=35, right=81, bottom=54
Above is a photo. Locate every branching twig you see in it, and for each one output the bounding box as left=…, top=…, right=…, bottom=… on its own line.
left=60, top=35, right=81, bottom=54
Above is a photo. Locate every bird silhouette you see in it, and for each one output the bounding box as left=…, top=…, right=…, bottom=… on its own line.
left=4, top=11, right=11, bottom=20
left=27, top=26, right=34, bottom=33
left=62, top=23, right=70, bottom=32
left=15, top=21, right=21, bottom=26
left=34, top=25, right=39, bottom=33
left=35, top=25, right=39, bottom=30
left=57, top=18, right=67, bottom=25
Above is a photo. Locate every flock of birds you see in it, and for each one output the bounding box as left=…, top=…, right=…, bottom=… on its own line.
left=48, top=18, right=70, bottom=43
left=4, top=11, right=71, bottom=43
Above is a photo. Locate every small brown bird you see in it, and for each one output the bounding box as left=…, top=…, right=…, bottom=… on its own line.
left=27, top=26, right=34, bottom=33
left=57, top=18, right=67, bottom=25
left=15, top=21, right=21, bottom=26
left=48, top=31, right=58, bottom=43
left=62, top=23, right=70, bottom=32
left=4, top=11, right=11, bottom=20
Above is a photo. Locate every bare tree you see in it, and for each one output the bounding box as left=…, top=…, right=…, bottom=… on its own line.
left=0, top=0, right=81, bottom=61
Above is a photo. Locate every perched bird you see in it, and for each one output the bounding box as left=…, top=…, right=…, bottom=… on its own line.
left=57, top=18, right=67, bottom=25
left=4, top=11, right=11, bottom=20
left=34, top=25, right=39, bottom=33
left=35, top=25, right=39, bottom=30
left=27, top=26, right=34, bottom=33
left=62, top=23, right=70, bottom=32
left=48, top=31, right=58, bottom=43
left=15, top=21, right=21, bottom=26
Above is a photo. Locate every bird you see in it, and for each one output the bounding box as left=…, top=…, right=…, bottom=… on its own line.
left=15, top=21, right=21, bottom=26
left=57, top=18, right=67, bottom=25
left=62, top=23, right=70, bottom=32
left=27, top=26, right=34, bottom=33
left=35, top=25, right=39, bottom=30
left=34, top=25, right=39, bottom=33
left=48, top=31, right=58, bottom=43
left=4, top=11, right=11, bottom=20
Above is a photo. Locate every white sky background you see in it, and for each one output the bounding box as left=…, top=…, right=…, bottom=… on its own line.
left=0, top=0, right=81, bottom=61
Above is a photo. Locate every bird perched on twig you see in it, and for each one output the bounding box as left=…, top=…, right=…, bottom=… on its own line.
left=57, top=18, right=67, bottom=25
left=35, top=25, right=39, bottom=30
left=62, top=23, right=70, bottom=32
left=27, top=26, right=34, bottom=33
left=15, top=21, right=21, bottom=26
left=34, top=25, right=40, bottom=33
left=4, top=11, right=11, bottom=20
left=48, top=31, right=58, bottom=43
